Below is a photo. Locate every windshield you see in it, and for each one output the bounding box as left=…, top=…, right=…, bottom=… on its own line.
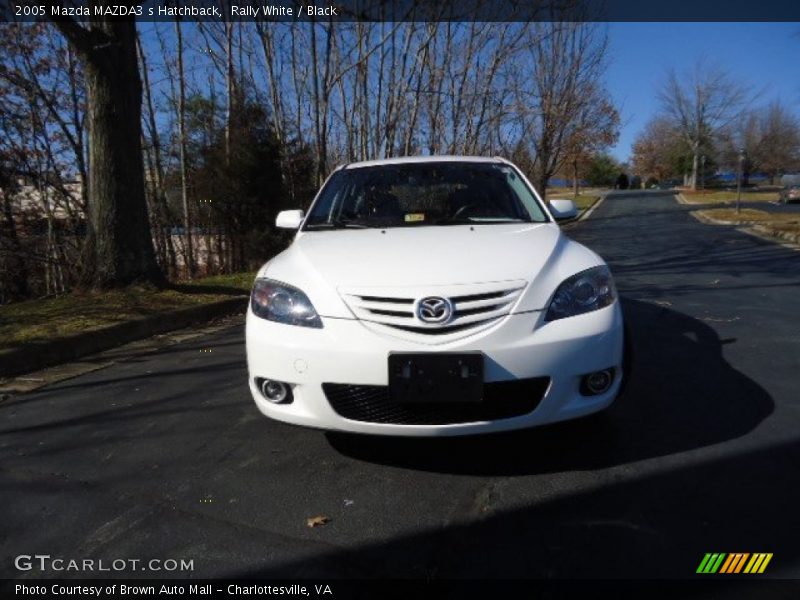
left=303, top=162, right=548, bottom=230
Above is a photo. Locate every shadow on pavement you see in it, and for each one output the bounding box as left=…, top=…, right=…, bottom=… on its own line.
left=326, top=298, right=773, bottom=476
left=565, top=193, right=800, bottom=302
left=230, top=435, right=800, bottom=579
left=609, top=232, right=800, bottom=282
left=0, top=358, right=244, bottom=405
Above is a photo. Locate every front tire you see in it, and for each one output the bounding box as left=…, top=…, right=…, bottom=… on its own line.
left=615, top=320, right=633, bottom=403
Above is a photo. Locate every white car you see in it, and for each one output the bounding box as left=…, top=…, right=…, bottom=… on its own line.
left=246, top=156, right=625, bottom=436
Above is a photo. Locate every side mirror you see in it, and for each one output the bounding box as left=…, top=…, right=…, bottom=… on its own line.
left=276, top=209, right=305, bottom=229
left=549, top=198, right=578, bottom=221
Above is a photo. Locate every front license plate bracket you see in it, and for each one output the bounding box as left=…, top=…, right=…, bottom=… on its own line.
left=388, top=352, right=484, bottom=403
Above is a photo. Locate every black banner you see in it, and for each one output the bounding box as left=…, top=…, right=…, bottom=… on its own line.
left=2, top=0, right=800, bottom=23
left=5, top=579, right=800, bottom=600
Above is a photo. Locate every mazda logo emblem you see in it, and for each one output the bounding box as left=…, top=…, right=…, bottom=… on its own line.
left=416, top=296, right=454, bottom=324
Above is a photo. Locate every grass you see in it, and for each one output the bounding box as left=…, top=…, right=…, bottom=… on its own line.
left=180, top=270, right=257, bottom=292
left=697, top=208, right=797, bottom=223
left=696, top=208, right=800, bottom=239
left=0, top=271, right=257, bottom=351
left=547, top=188, right=603, bottom=212
left=571, top=194, right=601, bottom=211
left=682, top=190, right=779, bottom=204
left=765, top=222, right=800, bottom=235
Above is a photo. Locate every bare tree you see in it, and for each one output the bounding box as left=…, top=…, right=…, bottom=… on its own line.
left=0, top=24, right=87, bottom=293
left=512, top=22, right=616, bottom=199
left=137, top=32, right=178, bottom=278
left=718, top=101, right=800, bottom=184
left=2, top=18, right=626, bottom=299
left=757, top=102, right=800, bottom=183
left=51, top=17, right=161, bottom=287
left=659, top=62, right=751, bottom=190
left=175, top=18, right=195, bottom=278
left=562, top=87, right=620, bottom=196
left=631, top=116, right=687, bottom=184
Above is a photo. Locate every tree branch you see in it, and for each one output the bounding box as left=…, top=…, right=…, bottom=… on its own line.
left=50, top=17, right=91, bottom=55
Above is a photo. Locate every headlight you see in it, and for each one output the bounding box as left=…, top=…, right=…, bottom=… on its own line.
left=250, top=279, right=323, bottom=328
left=545, top=265, right=616, bottom=322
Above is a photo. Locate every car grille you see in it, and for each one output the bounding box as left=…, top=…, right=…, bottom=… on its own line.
left=322, top=378, right=550, bottom=425
left=340, top=281, right=526, bottom=339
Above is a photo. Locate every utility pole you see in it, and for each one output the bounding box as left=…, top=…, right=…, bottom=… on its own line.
left=736, top=149, right=745, bottom=214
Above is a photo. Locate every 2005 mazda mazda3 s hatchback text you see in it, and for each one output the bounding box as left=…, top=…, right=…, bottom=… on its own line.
left=246, top=156, right=625, bottom=436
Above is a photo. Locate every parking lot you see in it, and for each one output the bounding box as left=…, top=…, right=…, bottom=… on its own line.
left=2, top=192, right=799, bottom=579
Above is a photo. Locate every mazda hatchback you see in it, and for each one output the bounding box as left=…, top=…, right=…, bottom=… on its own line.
left=246, top=156, right=624, bottom=436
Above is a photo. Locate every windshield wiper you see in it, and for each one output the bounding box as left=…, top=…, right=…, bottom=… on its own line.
left=435, top=217, right=474, bottom=225
left=305, top=219, right=370, bottom=230
left=435, top=217, right=527, bottom=225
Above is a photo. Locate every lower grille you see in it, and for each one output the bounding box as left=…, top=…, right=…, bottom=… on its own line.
left=322, top=378, right=550, bottom=425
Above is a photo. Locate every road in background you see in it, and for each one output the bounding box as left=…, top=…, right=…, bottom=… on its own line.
left=2, top=192, right=799, bottom=579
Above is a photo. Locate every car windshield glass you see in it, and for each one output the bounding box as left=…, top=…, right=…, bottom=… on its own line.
left=304, top=162, right=548, bottom=229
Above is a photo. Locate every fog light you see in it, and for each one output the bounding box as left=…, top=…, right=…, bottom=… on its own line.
left=581, top=369, right=614, bottom=396
left=258, top=378, right=293, bottom=404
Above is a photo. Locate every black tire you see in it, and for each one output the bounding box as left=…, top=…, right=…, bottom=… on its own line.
left=615, top=319, right=634, bottom=403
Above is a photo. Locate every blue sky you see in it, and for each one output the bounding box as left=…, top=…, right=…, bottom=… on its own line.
left=606, top=22, right=800, bottom=163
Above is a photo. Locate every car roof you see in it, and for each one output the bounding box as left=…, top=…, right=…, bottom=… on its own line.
left=340, top=155, right=510, bottom=170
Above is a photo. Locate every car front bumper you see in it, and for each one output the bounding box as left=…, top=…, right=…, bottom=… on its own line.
left=245, top=302, right=624, bottom=436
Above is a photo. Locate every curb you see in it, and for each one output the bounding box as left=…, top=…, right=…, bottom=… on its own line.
left=689, top=210, right=800, bottom=250
left=576, top=192, right=609, bottom=222
left=558, top=192, right=609, bottom=226
left=675, top=192, right=710, bottom=206
left=0, top=296, right=247, bottom=378
left=690, top=211, right=735, bottom=226
left=750, top=224, right=800, bottom=246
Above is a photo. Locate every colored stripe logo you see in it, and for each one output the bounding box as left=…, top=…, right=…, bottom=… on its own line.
left=697, top=553, right=773, bottom=574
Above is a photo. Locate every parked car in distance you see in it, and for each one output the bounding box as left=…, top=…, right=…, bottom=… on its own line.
left=246, top=156, right=625, bottom=436
left=779, top=185, right=800, bottom=204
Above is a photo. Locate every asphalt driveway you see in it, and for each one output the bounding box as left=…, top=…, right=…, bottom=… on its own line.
left=2, top=191, right=799, bottom=580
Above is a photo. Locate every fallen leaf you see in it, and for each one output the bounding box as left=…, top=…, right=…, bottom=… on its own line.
left=307, top=515, right=330, bottom=528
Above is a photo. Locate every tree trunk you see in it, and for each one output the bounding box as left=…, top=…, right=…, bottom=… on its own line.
left=690, top=145, right=699, bottom=190
left=538, top=174, right=549, bottom=203
left=225, top=19, right=234, bottom=168
left=55, top=18, right=161, bottom=288
left=572, top=159, right=579, bottom=198
left=310, top=20, right=324, bottom=183
left=0, top=189, right=30, bottom=300
left=138, top=32, right=177, bottom=278
left=176, top=19, right=194, bottom=279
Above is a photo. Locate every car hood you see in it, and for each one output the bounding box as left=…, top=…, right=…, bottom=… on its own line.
left=262, top=223, right=603, bottom=317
